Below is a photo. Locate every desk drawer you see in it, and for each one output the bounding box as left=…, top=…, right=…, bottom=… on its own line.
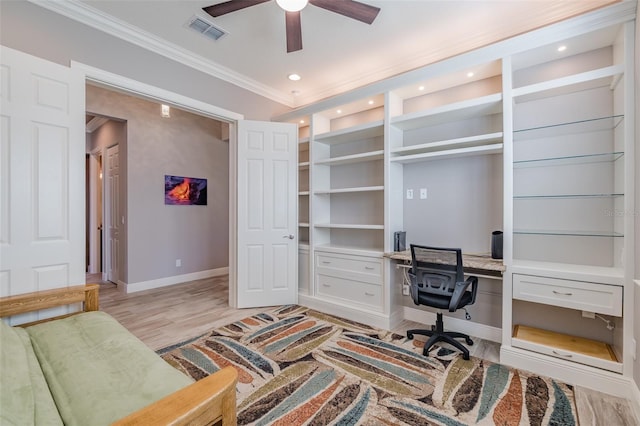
left=317, top=274, right=383, bottom=310
left=513, top=274, right=622, bottom=316
left=316, top=253, right=382, bottom=285
left=512, top=325, right=622, bottom=373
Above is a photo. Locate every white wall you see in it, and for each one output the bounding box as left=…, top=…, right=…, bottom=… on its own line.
left=87, top=85, right=229, bottom=286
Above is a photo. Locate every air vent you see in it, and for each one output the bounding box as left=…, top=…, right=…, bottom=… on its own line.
left=187, top=15, right=227, bottom=41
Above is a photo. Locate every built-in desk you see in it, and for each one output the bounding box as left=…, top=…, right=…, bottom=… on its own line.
left=384, top=250, right=505, bottom=279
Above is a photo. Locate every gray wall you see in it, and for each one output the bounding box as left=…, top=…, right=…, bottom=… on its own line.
left=634, top=7, right=639, bottom=389
left=403, top=154, right=503, bottom=254
left=87, top=85, right=229, bottom=285
left=0, top=0, right=290, bottom=121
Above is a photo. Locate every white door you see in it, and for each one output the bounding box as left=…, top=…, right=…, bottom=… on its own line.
left=105, top=144, right=120, bottom=284
left=0, top=47, right=85, bottom=323
left=236, top=120, right=298, bottom=308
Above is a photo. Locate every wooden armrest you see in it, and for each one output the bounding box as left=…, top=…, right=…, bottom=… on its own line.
left=0, top=284, right=100, bottom=324
left=113, top=366, right=238, bottom=426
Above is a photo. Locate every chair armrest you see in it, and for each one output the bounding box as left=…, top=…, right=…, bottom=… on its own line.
left=448, top=276, right=478, bottom=312
left=113, top=366, right=238, bottom=426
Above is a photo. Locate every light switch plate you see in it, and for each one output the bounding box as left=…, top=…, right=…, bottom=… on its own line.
left=420, top=188, right=427, bottom=199
left=406, top=189, right=413, bottom=199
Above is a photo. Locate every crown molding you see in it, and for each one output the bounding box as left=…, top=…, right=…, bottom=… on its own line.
left=278, top=0, right=636, bottom=118
left=28, top=0, right=296, bottom=107
left=291, top=1, right=635, bottom=107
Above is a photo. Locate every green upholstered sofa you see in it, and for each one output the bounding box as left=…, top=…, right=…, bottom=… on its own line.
left=0, top=284, right=237, bottom=426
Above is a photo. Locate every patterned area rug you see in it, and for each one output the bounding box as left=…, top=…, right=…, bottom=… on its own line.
left=158, top=305, right=577, bottom=425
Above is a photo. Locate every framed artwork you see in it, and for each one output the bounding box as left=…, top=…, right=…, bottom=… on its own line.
left=164, top=175, right=207, bottom=205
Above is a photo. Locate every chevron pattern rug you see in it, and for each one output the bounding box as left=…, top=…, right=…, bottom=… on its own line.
left=158, top=305, right=577, bottom=425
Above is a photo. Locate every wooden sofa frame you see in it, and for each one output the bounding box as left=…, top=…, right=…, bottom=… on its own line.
left=0, top=284, right=238, bottom=426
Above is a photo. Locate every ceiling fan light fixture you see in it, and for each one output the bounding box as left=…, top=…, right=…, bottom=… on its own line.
left=276, top=0, right=308, bottom=12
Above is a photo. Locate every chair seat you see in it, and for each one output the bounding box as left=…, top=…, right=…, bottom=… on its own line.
left=416, top=291, right=473, bottom=310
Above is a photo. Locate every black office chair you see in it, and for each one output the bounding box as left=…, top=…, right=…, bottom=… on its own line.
left=406, top=244, right=478, bottom=360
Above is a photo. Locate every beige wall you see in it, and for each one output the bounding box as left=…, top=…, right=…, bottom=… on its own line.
left=87, top=85, right=230, bottom=286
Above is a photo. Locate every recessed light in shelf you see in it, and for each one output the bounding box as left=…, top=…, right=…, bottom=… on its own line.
left=557, top=45, right=567, bottom=52
left=467, top=72, right=474, bottom=77
left=368, top=100, right=374, bottom=105
left=418, top=85, right=425, bottom=91
left=336, top=109, right=342, bottom=114
left=300, top=119, right=305, bottom=124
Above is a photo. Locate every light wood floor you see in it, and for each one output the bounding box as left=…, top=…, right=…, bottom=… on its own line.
left=91, top=274, right=639, bottom=425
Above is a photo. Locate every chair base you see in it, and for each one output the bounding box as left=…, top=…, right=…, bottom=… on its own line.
left=406, top=312, right=473, bottom=360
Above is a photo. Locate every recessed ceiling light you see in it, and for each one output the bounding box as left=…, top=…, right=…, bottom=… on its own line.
left=557, top=45, right=567, bottom=52
left=467, top=72, right=474, bottom=78
left=288, top=73, right=301, bottom=81
left=368, top=100, right=374, bottom=105
left=336, top=109, right=342, bottom=114
left=299, top=119, right=305, bottom=124
left=418, top=86, right=425, bottom=91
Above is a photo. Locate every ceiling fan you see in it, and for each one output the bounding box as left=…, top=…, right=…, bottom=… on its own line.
left=202, top=0, right=380, bottom=53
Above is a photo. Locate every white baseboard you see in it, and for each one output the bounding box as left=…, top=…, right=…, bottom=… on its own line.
left=501, top=345, right=637, bottom=400
left=123, top=267, right=229, bottom=294
left=403, top=306, right=502, bottom=343
left=630, top=379, right=640, bottom=424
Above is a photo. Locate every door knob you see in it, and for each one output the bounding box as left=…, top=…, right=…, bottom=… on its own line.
left=283, top=234, right=295, bottom=239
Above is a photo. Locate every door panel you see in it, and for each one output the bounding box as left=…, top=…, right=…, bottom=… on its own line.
left=0, top=46, right=84, bottom=324
left=236, top=120, right=297, bottom=308
left=106, top=144, right=120, bottom=284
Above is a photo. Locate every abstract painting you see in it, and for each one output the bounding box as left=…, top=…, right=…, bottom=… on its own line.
left=164, top=175, right=207, bottom=205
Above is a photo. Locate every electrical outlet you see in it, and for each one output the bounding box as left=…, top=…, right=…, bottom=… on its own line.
left=176, top=259, right=182, bottom=267
left=402, top=285, right=410, bottom=296
left=406, top=189, right=413, bottom=200
left=420, top=188, right=427, bottom=199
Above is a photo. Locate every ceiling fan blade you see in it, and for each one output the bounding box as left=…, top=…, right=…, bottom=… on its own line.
left=309, top=0, right=380, bottom=24
left=203, top=0, right=271, bottom=17
left=285, top=11, right=303, bottom=53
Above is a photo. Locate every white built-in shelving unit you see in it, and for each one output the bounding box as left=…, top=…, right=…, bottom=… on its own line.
left=501, top=21, right=635, bottom=389
left=276, top=3, right=636, bottom=398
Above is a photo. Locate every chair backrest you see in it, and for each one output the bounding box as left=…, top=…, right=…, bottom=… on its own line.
left=409, top=244, right=465, bottom=297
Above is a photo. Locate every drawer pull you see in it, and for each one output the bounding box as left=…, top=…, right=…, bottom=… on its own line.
left=552, top=350, right=573, bottom=358
left=322, top=284, right=331, bottom=288
left=364, top=292, right=375, bottom=297
left=552, top=290, right=573, bottom=296
left=322, top=261, right=331, bottom=265
left=364, top=266, right=375, bottom=270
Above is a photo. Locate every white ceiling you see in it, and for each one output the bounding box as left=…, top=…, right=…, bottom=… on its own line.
left=53, top=0, right=618, bottom=108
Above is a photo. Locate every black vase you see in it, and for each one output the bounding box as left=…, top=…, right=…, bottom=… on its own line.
left=491, top=231, right=503, bottom=259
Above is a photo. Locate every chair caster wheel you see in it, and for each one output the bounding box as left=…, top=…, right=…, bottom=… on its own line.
left=407, top=332, right=414, bottom=340
left=462, top=353, right=470, bottom=360
left=465, top=338, right=474, bottom=345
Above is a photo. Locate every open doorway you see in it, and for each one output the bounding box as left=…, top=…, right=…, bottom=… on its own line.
left=84, top=83, right=232, bottom=294
left=85, top=113, right=125, bottom=286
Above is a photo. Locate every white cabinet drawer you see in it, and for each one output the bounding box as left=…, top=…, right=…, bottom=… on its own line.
left=513, top=274, right=622, bottom=316
left=317, top=274, right=383, bottom=310
left=316, top=253, right=382, bottom=285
